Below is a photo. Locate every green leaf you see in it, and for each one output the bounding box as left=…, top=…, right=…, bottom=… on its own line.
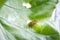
left=0, top=18, right=31, bottom=40
left=0, top=0, right=7, bottom=9
left=29, top=0, right=58, bottom=20
left=46, top=34, right=60, bottom=40
left=0, top=18, right=17, bottom=32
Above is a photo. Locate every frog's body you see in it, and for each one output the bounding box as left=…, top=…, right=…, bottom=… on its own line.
left=28, top=21, right=58, bottom=35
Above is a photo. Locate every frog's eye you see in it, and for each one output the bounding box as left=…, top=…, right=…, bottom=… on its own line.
left=28, top=20, right=38, bottom=27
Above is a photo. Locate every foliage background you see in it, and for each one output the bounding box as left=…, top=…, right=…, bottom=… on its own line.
left=0, top=0, right=60, bottom=40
